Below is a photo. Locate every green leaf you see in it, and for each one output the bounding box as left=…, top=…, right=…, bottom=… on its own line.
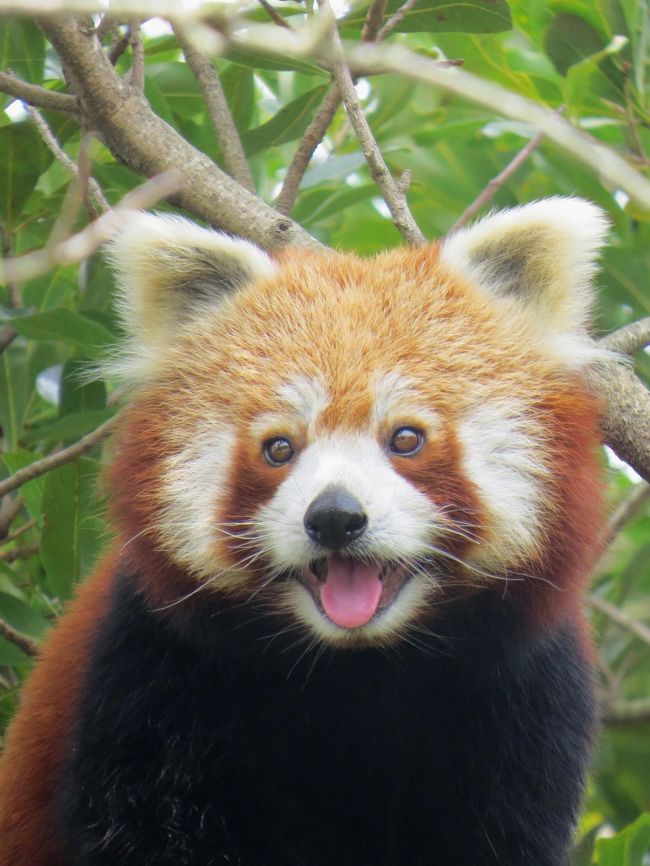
left=7, top=309, right=116, bottom=358
left=59, top=358, right=106, bottom=416
left=40, top=458, right=105, bottom=599
left=22, top=265, right=78, bottom=311
left=221, top=64, right=255, bottom=132
left=147, top=63, right=204, bottom=118
left=342, top=0, right=512, bottom=34
left=0, top=592, right=49, bottom=639
left=1, top=451, right=46, bottom=521
left=0, top=19, right=45, bottom=83
left=0, top=122, right=49, bottom=228
left=0, top=635, right=29, bottom=666
left=596, top=813, right=650, bottom=865
left=225, top=46, right=326, bottom=76
left=242, top=86, right=328, bottom=156
left=0, top=346, right=29, bottom=451
left=22, top=409, right=113, bottom=446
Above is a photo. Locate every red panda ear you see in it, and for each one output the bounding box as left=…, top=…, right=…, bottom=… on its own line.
left=105, top=212, right=275, bottom=365
left=439, top=197, right=608, bottom=340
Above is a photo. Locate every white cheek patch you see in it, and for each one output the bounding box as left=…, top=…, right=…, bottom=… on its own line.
left=256, top=434, right=439, bottom=572
left=157, top=421, right=235, bottom=579
left=458, top=401, right=551, bottom=565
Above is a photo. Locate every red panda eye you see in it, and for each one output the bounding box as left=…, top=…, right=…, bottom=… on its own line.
left=389, top=426, right=425, bottom=456
left=263, top=437, right=295, bottom=466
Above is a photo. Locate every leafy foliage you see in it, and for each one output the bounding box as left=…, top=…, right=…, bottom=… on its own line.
left=0, top=1, right=649, bottom=860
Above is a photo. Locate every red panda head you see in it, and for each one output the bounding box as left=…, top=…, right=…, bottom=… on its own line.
left=106, top=199, right=607, bottom=646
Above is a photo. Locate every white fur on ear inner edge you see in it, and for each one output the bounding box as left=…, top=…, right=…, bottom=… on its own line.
left=439, top=197, right=609, bottom=341
left=103, top=212, right=276, bottom=380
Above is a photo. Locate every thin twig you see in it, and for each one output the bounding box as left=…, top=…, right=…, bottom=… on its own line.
left=0, top=543, right=40, bottom=563
left=0, top=618, right=39, bottom=658
left=0, top=415, right=119, bottom=500
left=377, top=0, right=417, bottom=40
left=108, top=31, right=130, bottom=65
left=0, top=519, right=37, bottom=547
left=127, top=21, right=145, bottom=92
left=27, top=106, right=110, bottom=214
left=258, top=0, right=292, bottom=29
left=361, top=0, right=388, bottom=42
left=320, top=2, right=425, bottom=245
left=0, top=72, right=80, bottom=116
left=0, top=497, right=23, bottom=540
left=0, top=327, right=17, bottom=356
left=448, top=128, right=546, bottom=234
left=0, top=170, right=181, bottom=285
left=590, top=595, right=650, bottom=648
left=276, top=85, right=341, bottom=214
left=603, top=482, right=650, bottom=550
left=600, top=316, right=650, bottom=355
left=174, top=25, right=255, bottom=194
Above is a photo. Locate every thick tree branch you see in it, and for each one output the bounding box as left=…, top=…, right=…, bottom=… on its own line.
left=0, top=415, right=119, bottom=500
left=0, top=71, right=79, bottom=115
left=174, top=24, right=255, bottom=194
left=36, top=15, right=322, bottom=253
left=0, top=618, right=39, bottom=657
left=600, top=316, right=650, bottom=355
left=0, top=497, right=23, bottom=540
left=588, top=353, right=650, bottom=484
left=321, top=5, right=425, bottom=245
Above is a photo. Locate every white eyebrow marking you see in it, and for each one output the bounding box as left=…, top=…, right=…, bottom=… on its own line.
left=251, top=376, right=329, bottom=438
left=372, top=371, right=440, bottom=428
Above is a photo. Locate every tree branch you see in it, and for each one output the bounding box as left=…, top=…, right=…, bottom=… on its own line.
left=587, top=354, right=650, bottom=484
left=276, top=85, right=341, bottom=215
left=377, top=0, right=417, bottom=40
left=0, top=543, right=39, bottom=563
left=0, top=171, right=181, bottom=284
left=0, top=71, right=79, bottom=115
left=602, top=482, right=650, bottom=550
left=0, top=497, right=23, bottom=540
left=320, top=4, right=425, bottom=245
left=448, top=128, right=546, bottom=234
left=0, top=618, right=39, bottom=658
left=602, top=697, right=650, bottom=726
left=590, top=596, right=650, bottom=648
left=27, top=105, right=110, bottom=213
left=36, top=15, right=322, bottom=253
left=600, top=316, right=650, bottom=355
left=0, top=415, right=119, bottom=500
left=361, top=0, right=388, bottom=42
left=173, top=24, right=255, bottom=194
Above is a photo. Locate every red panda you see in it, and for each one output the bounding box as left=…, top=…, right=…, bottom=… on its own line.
left=0, top=198, right=607, bottom=866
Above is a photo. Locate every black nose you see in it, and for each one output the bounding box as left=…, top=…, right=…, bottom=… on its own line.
left=303, top=487, right=368, bottom=550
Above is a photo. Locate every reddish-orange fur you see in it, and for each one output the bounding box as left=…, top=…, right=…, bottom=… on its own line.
left=0, top=558, right=116, bottom=866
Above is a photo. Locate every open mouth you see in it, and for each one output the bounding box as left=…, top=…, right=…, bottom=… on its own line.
left=299, top=555, right=410, bottom=630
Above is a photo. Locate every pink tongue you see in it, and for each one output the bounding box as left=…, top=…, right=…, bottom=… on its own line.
left=320, top=555, right=383, bottom=629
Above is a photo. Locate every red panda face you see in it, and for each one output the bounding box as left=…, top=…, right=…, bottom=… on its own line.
left=107, top=201, right=607, bottom=645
